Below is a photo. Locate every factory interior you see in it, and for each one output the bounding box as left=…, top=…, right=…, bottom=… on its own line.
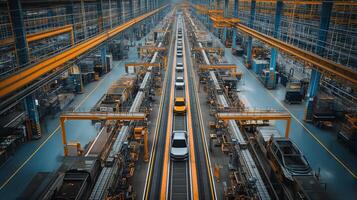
left=0, top=0, right=356, bottom=199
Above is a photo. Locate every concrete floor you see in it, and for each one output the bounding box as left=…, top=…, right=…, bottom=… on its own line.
left=0, top=47, right=147, bottom=199
left=224, top=48, right=357, bottom=199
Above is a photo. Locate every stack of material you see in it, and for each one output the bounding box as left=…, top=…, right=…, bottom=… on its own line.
left=99, top=74, right=138, bottom=112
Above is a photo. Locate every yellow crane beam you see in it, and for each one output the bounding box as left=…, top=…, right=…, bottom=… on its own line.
left=60, top=111, right=146, bottom=156
left=199, top=64, right=237, bottom=70
left=193, top=5, right=357, bottom=84
left=125, top=62, right=161, bottom=67
left=235, top=23, right=357, bottom=84
left=0, top=5, right=167, bottom=98
left=217, top=111, right=291, bottom=137
left=192, top=47, right=224, bottom=52
left=140, top=46, right=166, bottom=52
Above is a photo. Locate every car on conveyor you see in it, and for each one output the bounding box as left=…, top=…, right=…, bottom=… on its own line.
left=175, top=77, right=185, bottom=89
left=267, top=137, right=312, bottom=182
left=170, top=131, right=188, bottom=160
left=176, top=62, right=184, bottom=72
left=174, top=97, right=186, bottom=114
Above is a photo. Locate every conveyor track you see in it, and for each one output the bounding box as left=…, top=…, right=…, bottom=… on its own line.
left=170, top=161, right=190, bottom=200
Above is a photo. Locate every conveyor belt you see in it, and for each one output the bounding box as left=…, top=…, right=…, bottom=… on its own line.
left=170, top=161, right=190, bottom=200
left=145, top=11, right=187, bottom=199
left=169, top=14, right=190, bottom=200
left=186, top=13, right=270, bottom=200
left=89, top=13, right=172, bottom=200
left=173, top=115, right=186, bottom=131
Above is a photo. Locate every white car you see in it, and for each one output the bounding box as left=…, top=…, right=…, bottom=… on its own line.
left=176, top=62, right=184, bottom=72
left=175, top=77, right=185, bottom=89
left=177, top=52, right=183, bottom=57
left=170, top=131, right=188, bottom=160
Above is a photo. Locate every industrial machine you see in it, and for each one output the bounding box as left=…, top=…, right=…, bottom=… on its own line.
left=285, top=81, right=303, bottom=104
left=338, top=114, right=357, bottom=151
left=311, top=93, right=336, bottom=128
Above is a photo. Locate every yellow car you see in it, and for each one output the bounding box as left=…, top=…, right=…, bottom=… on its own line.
left=174, top=97, right=186, bottom=114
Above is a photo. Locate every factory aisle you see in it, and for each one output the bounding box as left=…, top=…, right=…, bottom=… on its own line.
left=0, top=46, right=143, bottom=199
left=224, top=48, right=357, bottom=199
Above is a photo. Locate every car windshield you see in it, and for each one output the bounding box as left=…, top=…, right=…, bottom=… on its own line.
left=176, top=78, right=183, bottom=82
left=175, top=101, right=185, bottom=106
left=173, top=139, right=186, bottom=148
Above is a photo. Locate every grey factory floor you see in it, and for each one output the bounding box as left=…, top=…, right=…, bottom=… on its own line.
left=224, top=48, right=357, bottom=199
left=0, top=46, right=140, bottom=199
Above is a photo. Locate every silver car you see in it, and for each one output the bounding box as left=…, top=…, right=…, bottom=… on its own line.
left=176, top=62, right=184, bottom=72
left=170, top=131, right=188, bottom=160
left=175, top=77, right=185, bottom=89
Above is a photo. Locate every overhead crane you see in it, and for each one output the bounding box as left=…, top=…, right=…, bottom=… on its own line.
left=192, top=47, right=224, bottom=54
left=0, top=5, right=168, bottom=100
left=216, top=110, right=292, bottom=138
left=193, top=5, right=357, bottom=85
left=60, top=112, right=147, bottom=156
left=125, top=62, right=161, bottom=69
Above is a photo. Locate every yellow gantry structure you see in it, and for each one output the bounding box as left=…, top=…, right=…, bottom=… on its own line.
left=0, top=5, right=168, bottom=98
left=125, top=62, right=161, bottom=68
left=192, top=5, right=357, bottom=85
left=199, top=64, right=237, bottom=70
left=216, top=111, right=292, bottom=138
left=60, top=112, right=147, bottom=156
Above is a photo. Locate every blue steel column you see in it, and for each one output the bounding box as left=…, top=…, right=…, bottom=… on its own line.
left=8, top=0, right=41, bottom=138
left=267, top=0, right=283, bottom=87
left=66, top=2, right=76, bottom=43
left=223, top=0, right=229, bottom=44
left=232, top=0, right=239, bottom=50
left=8, top=0, right=29, bottom=66
left=97, top=0, right=107, bottom=73
left=117, top=0, right=123, bottom=24
left=97, top=0, right=104, bottom=32
left=269, top=1, right=283, bottom=70
left=305, top=1, right=333, bottom=121
left=246, top=0, right=256, bottom=65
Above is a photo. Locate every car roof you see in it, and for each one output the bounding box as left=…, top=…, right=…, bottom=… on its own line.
left=177, top=76, right=184, bottom=79
left=175, top=97, right=185, bottom=101
left=173, top=131, right=186, bottom=139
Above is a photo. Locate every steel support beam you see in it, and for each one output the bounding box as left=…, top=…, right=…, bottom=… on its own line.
left=8, top=0, right=29, bottom=66
left=60, top=112, right=146, bottom=156
left=234, top=23, right=357, bottom=84
left=117, top=0, right=123, bottom=24
left=97, top=0, right=104, bottom=32
left=0, top=6, right=167, bottom=98
left=223, top=0, right=229, bottom=43
left=269, top=0, right=283, bottom=71
left=305, top=0, right=333, bottom=121
left=217, top=111, right=291, bottom=138
left=246, top=0, right=256, bottom=65
left=66, top=3, right=76, bottom=44
left=8, top=0, right=42, bottom=139
left=232, top=0, right=239, bottom=49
